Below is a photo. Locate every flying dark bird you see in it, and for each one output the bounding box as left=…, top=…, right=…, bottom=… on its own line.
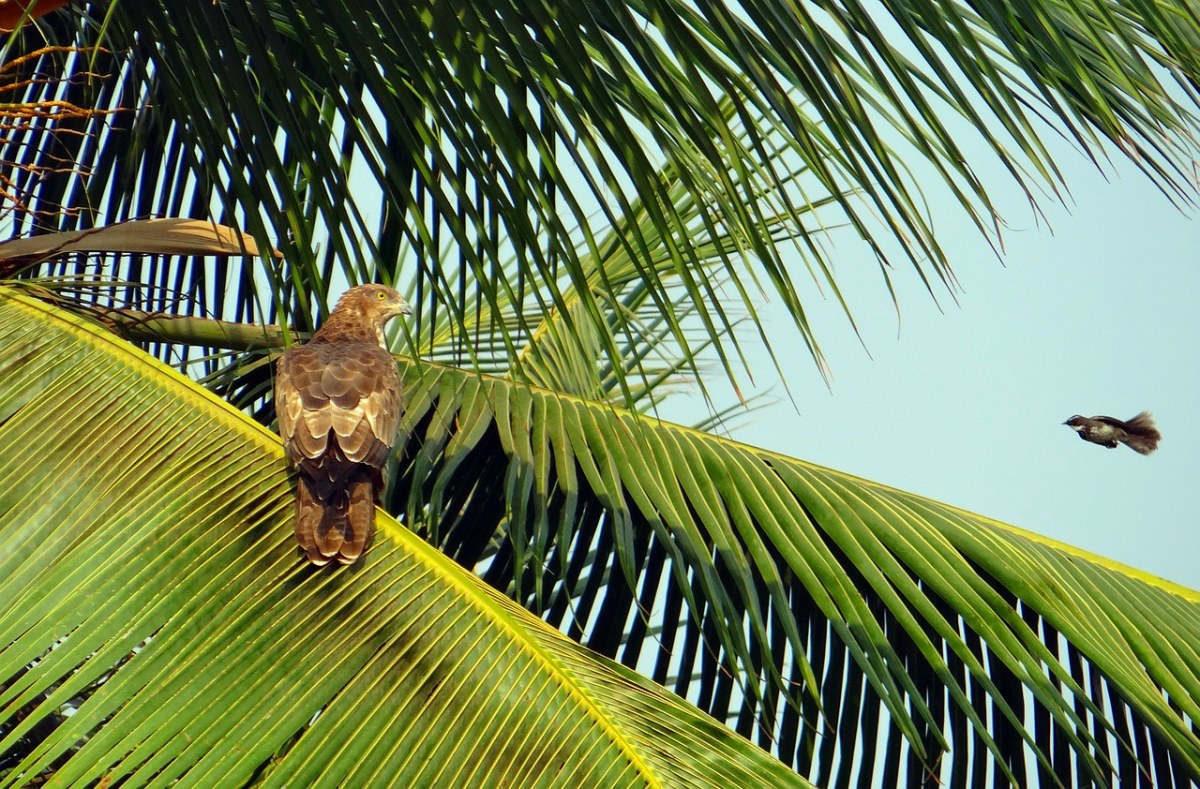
left=275, top=285, right=411, bottom=565
left=1064, top=411, right=1160, bottom=455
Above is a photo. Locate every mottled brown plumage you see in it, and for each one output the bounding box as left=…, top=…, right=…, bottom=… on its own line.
left=275, top=285, right=411, bottom=565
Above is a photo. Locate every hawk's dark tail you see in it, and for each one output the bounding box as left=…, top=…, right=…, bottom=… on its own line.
left=295, top=473, right=375, bottom=566
left=1121, top=411, right=1161, bottom=455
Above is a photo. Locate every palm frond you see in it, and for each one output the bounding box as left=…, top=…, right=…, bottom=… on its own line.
left=391, top=356, right=1200, bottom=784
left=0, top=286, right=805, bottom=788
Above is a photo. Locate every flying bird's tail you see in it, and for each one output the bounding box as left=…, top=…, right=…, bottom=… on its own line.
left=295, top=471, right=376, bottom=566
left=1120, top=411, right=1161, bottom=455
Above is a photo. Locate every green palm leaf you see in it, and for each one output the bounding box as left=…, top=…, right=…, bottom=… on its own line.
left=0, top=287, right=804, bottom=787
left=390, top=347, right=1200, bottom=784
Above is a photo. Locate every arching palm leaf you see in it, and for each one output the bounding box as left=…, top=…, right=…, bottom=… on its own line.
left=391, top=352, right=1200, bottom=784
left=0, top=286, right=805, bottom=788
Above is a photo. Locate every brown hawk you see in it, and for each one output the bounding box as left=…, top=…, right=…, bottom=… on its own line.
left=274, top=285, right=412, bottom=565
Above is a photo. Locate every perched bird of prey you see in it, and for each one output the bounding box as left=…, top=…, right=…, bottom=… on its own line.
left=1064, top=411, right=1160, bottom=455
left=275, top=285, right=412, bottom=565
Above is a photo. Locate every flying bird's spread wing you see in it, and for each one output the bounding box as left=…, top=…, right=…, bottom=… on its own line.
left=275, top=285, right=410, bottom=565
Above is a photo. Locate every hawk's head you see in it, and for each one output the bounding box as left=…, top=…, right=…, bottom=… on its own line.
left=339, top=284, right=412, bottom=321
left=317, top=284, right=413, bottom=345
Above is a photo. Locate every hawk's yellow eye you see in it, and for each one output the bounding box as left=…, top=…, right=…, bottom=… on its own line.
left=376, top=291, right=387, bottom=300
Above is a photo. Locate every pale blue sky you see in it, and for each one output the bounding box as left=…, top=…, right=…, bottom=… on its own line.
left=680, top=140, right=1200, bottom=589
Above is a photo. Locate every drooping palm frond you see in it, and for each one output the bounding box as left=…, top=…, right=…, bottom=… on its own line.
left=3, top=0, right=1199, bottom=402
left=503, top=129, right=846, bottom=409
left=66, top=106, right=821, bottom=422
left=0, top=287, right=806, bottom=788
left=387, top=356, right=1200, bottom=784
